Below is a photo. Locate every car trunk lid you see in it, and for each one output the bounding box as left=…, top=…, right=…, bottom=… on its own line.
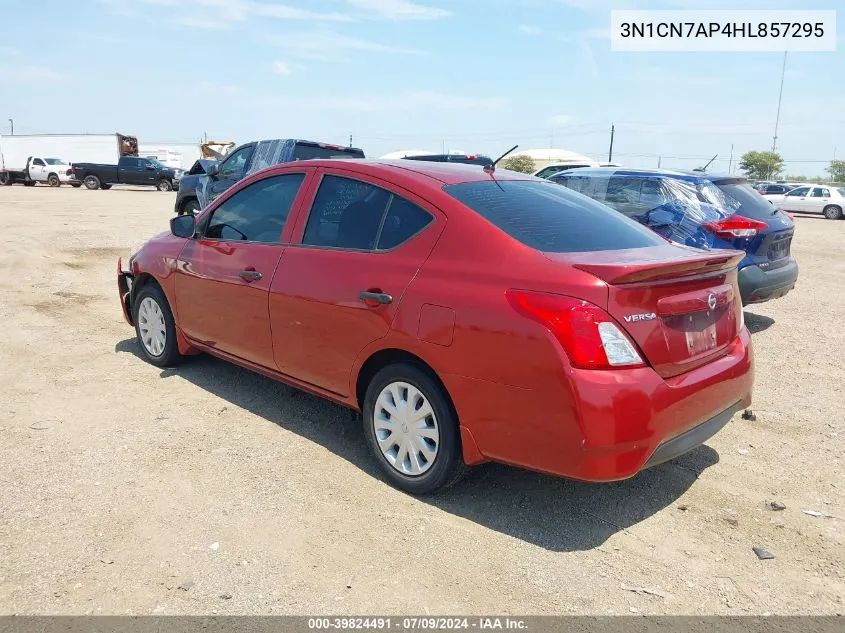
left=546, top=245, right=744, bottom=378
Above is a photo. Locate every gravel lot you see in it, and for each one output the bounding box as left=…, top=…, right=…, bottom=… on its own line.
left=0, top=185, right=842, bottom=616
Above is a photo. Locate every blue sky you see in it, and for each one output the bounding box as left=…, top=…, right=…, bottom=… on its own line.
left=1, top=0, right=842, bottom=175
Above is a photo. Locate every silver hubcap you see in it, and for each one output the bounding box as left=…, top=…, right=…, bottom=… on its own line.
left=138, top=297, right=166, bottom=357
left=374, top=381, right=439, bottom=476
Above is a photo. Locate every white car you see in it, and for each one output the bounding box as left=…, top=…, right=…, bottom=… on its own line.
left=532, top=161, right=601, bottom=179
left=768, top=184, right=845, bottom=220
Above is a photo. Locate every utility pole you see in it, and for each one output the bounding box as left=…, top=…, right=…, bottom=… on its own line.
left=348, top=134, right=353, bottom=148
left=442, top=140, right=446, bottom=154
left=772, top=51, right=787, bottom=152
left=7, top=119, right=13, bottom=135
left=657, top=155, right=661, bottom=168
left=728, top=144, right=734, bottom=173
left=608, top=124, right=615, bottom=162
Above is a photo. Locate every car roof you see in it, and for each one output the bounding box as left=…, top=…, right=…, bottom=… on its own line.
left=551, top=167, right=707, bottom=183
left=266, top=158, right=536, bottom=185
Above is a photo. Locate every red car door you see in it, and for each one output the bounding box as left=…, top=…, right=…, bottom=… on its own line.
left=174, top=172, right=310, bottom=368
left=269, top=169, right=445, bottom=396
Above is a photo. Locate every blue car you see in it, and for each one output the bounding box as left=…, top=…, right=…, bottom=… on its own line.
left=549, top=168, right=798, bottom=305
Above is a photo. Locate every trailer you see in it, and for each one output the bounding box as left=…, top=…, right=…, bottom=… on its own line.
left=0, top=133, right=138, bottom=186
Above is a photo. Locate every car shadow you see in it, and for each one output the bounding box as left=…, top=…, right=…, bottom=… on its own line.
left=744, top=311, right=775, bottom=334
left=115, top=338, right=720, bottom=552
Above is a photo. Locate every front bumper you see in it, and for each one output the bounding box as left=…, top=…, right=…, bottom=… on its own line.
left=117, top=258, right=134, bottom=325
left=738, top=257, right=798, bottom=305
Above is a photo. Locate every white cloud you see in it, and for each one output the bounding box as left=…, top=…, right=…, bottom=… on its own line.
left=518, top=24, right=541, bottom=35
left=0, top=64, right=69, bottom=83
left=548, top=114, right=572, bottom=126
left=272, top=61, right=293, bottom=75
left=267, top=29, right=428, bottom=61
left=343, top=0, right=451, bottom=20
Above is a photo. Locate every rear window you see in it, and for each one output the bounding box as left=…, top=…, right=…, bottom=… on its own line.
left=294, top=143, right=365, bottom=160
left=444, top=180, right=666, bottom=253
left=711, top=181, right=777, bottom=221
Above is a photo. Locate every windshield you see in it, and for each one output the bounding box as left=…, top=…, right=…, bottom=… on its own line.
left=44, top=158, right=64, bottom=165
left=711, top=181, right=778, bottom=221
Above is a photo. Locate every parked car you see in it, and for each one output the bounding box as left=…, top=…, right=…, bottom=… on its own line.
left=118, top=160, right=753, bottom=494
left=174, top=139, right=365, bottom=215
left=0, top=156, right=73, bottom=187
left=532, top=161, right=600, bottom=179
left=550, top=168, right=798, bottom=305
left=753, top=182, right=793, bottom=197
left=70, top=156, right=180, bottom=191
left=400, top=153, right=494, bottom=168
left=767, top=184, right=845, bottom=220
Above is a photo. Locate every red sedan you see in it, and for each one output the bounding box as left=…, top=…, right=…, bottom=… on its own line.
left=117, top=159, right=753, bottom=494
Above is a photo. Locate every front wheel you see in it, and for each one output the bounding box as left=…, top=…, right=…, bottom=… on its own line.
left=179, top=199, right=200, bottom=216
left=132, top=284, right=183, bottom=367
left=823, top=205, right=843, bottom=220
left=23, top=181, right=35, bottom=187
left=362, top=363, right=466, bottom=495
left=84, top=175, right=101, bottom=190
left=47, top=174, right=60, bottom=187
left=70, top=183, right=82, bottom=188
left=157, top=179, right=173, bottom=192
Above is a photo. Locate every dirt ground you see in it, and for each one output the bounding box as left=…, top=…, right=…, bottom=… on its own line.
left=0, top=185, right=842, bottom=616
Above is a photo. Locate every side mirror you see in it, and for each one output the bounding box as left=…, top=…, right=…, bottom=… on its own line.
left=206, top=163, right=220, bottom=179
left=170, top=214, right=196, bottom=238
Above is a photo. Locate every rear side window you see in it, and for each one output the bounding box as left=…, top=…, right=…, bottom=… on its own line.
left=303, top=176, right=391, bottom=250
left=377, top=197, right=432, bottom=249
left=444, top=180, right=665, bottom=253
left=205, top=173, right=305, bottom=243
left=294, top=143, right=365, bottom=160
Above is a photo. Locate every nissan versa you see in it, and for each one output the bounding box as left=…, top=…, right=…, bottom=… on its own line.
left=118, top=160, right=754, bottom=494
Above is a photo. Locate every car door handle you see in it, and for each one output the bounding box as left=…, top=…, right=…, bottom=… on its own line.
left=359, top=291, right=392, bottom=305
left=239, top=270, right=262, bottom=282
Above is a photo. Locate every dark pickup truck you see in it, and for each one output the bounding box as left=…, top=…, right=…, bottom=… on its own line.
left=175, top=139, right=365, bottom=214
left=70, top=156, right=181, bottom=191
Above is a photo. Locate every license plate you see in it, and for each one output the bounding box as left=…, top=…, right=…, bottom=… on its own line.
left=685, top=321, right=718, bottom=355
left=769, top=237, right=791, bottom=260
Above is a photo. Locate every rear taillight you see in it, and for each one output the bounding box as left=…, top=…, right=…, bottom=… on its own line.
left=702, top=216, right=768, bottom=239
left=505, top=290, right=644, bottom=369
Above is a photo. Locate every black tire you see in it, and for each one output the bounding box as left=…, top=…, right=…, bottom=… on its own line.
left=23, top=180, right=36, bottom=187
left=83, top=175, right=101, bottom=190
left=157, top=179, right=173, bottom=192
left=47, top=173, right=60, bottom=187
left=823, top=205, right=842, bottom=220
left=362, top=363, right=466, bottom=495
left=132, top=284, right=183, bottom=368
left=179, top=199, right=200, bottom=215
left=100, top=183, right=112, bottom=190
left=70, top=183, right=81, bottom=188
left=0, top=173, right=11, bottom=186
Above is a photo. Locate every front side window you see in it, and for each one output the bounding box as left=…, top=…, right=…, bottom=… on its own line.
left=204, top=174, right=305, bottom=243
left=32, top=158, right=46, bottom=166
left=219, top=146, right=254, bottom=178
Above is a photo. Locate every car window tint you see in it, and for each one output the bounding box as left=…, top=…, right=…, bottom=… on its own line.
left=219, top=146, right=253, bottom=177
left=377, top=197, right=433, bottom=250
left=444, top=180, right=665, bottom=253
left=293, top=143, right=365, bottom=160
left=786, top=186, right=810, bottom=197
left=32, top=158, right=45, bottom=166
left=811, top=188, right=830, bottom=197
left=204, top=174, right=305, bottom=243
left=302, top=175, right=391, bottom=250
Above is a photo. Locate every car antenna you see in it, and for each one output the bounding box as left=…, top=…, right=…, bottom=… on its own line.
left=693, top=154, right=718, bottom=172
left=484, top=144, right=519, bottom=174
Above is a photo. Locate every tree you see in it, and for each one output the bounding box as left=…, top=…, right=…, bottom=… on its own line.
left=826, top=160, right=845, bottom=183
left=739, top=150, right=784, bottom=180
left=501, top=155, right=536, bottom=174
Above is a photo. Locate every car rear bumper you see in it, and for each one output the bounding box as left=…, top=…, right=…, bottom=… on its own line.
left=738, top=257, right=798, bottom=305
left=447, top=328, right=753, bottom=481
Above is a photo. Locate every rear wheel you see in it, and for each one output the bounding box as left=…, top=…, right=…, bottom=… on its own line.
left=0, top=172, right=10, bottom=186
left=23, top=180, right=35, bottom=187
left=70, top=183, right=81, bottom=188
left=157, top=179, right=173, bottom=192
left=823, top=205, right=842, bottom=220
left=132, top=284, right=183, bottom=367
left=84, top=175, right=101, bottom=190
left=179, top=199, right=200, bottom=215
left=362, top=363, right=466, bottom=495
left=47, top=173, right=60, bottom=187
left=100, top=183, right=112, bottom=190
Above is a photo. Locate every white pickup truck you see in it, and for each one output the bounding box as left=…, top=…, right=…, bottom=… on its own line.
left=0, top=154, right=74, bottom=187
